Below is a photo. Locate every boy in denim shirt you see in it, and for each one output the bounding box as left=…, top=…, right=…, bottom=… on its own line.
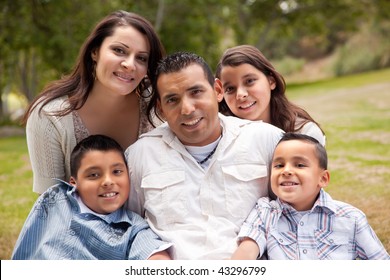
left=12, top=135, right=171, bottom=260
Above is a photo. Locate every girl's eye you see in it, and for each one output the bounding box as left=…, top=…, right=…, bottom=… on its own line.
left=273, top=164, right=284, bottom=169
left=297, top=163, right=306, bottom=168
left=246, top=78, right=256, bottom=85
left=224, top=87, right=235, bottom=95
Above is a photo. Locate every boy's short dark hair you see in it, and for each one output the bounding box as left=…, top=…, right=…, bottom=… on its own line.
left=278, top=132, right=328, bottom=169
left=70, top=134, right=126, bottom=178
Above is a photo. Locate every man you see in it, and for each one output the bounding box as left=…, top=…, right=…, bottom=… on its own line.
left=125, top=52, right=284, bottom=259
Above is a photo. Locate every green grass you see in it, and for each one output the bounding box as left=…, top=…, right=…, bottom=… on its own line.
left=287, top=67, right=390, bottom=99
left=0, top=68, right=389, bottom=259
left=0, top=136, right=37, bottom=260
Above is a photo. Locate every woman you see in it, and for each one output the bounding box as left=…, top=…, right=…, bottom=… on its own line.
left=215, top=45, right=325, bottom=145
left=23, top=10, right=165, bottom=194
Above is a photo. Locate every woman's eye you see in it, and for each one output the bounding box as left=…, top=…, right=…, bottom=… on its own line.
left=137, top=55, right=148, bottom=63
left=113, top=47, right=125, bottom=55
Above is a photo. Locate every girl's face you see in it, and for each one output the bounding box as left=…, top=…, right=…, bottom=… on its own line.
left=92, top=25, right=150, bottom=97
left=217, top=63, right=276, bottom=122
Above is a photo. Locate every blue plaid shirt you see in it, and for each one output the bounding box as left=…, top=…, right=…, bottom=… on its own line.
left=238, top=189, right=389, bottom=260
left=12, top=181, right=170, bottom=260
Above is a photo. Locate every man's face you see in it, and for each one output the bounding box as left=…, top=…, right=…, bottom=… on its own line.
left=157, top=63, right=223, bottom=146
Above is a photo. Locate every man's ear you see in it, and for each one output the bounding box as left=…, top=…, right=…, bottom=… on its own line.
left=156, top=99, right=165, bottom=119
left=214, top=78, right=224, bottom=102
left=319, top=170, right=330, bottom=188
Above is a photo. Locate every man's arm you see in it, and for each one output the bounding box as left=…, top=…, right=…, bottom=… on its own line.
left=147, top=250, right=172, bottom=260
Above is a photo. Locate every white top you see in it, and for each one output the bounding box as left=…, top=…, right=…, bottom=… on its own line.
left=125, top=114, right=284, bottom=259
left=298, top=120, right=326, bottom=146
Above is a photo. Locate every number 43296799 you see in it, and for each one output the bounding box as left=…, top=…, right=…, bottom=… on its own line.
left=217, top=266, right=266, bottom=276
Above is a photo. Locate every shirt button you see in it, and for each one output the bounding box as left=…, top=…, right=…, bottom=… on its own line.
left=329, top=239, right=334, bottom=244
left=303, top=249, right=307, bottom=254
left=300, top=221, right=304, bottom=226
left=279, top=239, right=284, bottom=243
left=69, top=230, right=75, bottom=235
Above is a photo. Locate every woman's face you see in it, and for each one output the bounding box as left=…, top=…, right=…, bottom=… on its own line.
left=218, top=63, right=276, bottom=122
left=92, top=25, right=150, bottom=96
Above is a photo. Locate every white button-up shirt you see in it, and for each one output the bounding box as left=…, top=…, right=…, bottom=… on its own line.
left=125, top=114, right=284, bottom=259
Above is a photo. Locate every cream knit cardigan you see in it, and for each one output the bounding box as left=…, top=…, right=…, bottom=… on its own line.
left=26, top=96, right=76, bottom=194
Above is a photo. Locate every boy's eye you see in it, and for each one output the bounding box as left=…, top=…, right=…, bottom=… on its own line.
left=297, top=163, right=306, bottom=168
left=87, top=173, right=99, bottom=179
left=113, top=169, right=124, bottom=175
left=273, top=164, right=284, bottom=168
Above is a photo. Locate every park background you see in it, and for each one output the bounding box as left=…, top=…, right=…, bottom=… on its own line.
left=0, top=0, right=389, bottom=259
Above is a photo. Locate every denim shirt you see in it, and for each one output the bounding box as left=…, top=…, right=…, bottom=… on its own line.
left=12, top=181, right=169, bottom=260
left=239, top=189, right=390, bottom=260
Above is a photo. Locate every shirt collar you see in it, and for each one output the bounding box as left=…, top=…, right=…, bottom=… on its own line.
left=278, top=189, right=336, bottom=215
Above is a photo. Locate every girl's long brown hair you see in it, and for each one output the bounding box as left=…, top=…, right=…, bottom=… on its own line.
left=215, top=45, right=323, bottom=134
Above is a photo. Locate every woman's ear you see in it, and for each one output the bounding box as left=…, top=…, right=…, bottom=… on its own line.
left=91, top=48, right=98, bottom=62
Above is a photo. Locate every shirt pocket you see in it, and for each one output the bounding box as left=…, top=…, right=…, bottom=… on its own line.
left=221, top=164, right=268, bottom=219
left=315, top=229, right=352, bottom=259
left=268, top=230, right=297, bottom=260
left=141, top=170, right=188, bottom=227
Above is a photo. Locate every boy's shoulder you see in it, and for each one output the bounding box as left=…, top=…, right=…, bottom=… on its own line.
left=321, top=190, right=366, bottom=219
left=37, top=180, right=71, bottom=204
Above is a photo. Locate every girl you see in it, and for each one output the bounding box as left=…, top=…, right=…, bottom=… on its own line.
left=215, top=45, right=325, bottom=145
